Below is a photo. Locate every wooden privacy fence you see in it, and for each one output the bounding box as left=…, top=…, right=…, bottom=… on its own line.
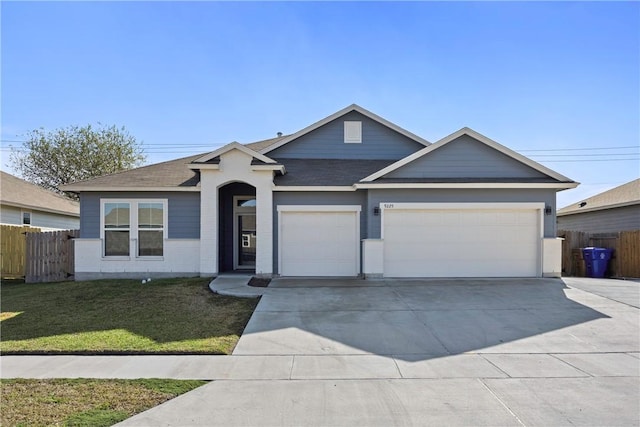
left=1, top=225, right=41, bottom=278
left=25, top=229, right=80, bottom=283
left=559, top=229, right=640, bottom=278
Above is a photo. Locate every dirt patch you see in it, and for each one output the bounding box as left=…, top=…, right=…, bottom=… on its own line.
left=248, top=277, right=271, bottom=287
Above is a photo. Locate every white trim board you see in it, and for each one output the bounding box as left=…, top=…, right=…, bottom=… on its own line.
left=355, top=182, right=578, bottom=190
left=361, top=127, right=575, bottom=183
left=194, top=141, right=278, bottom=164
left=277, top=205, right=362, bottom=212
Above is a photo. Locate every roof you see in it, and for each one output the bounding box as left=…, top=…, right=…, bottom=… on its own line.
left=273, top=159, right=395, bottom=186
left=0, top=171, right=79, bottom=216
left=558, top=178, right=640, bottom=216
left=261, top=104, right=431, bottom=155
left=362, top=127, right=576, bottom=184
left=61, top=106, right=576, bottom=192
left=62, top=153, right=204, bottom=191
left=245, top=134, right=291, bottom=152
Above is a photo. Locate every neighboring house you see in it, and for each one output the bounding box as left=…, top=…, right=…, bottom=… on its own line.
left=0, top=171, right=79, bottom=230
left=557, top=178, right=640, bottom=233
left=62, top=104, right=577, bottom=280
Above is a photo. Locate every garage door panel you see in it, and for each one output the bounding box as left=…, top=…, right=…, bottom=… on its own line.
left=383, top=208, right=539, bottom=278
left=280, top=210, right=359, bottom=277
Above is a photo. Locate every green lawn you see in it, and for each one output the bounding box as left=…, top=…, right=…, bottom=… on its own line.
left=0, top=277, right=258, bottom=354
left=1, top=378, right=207, bottom=426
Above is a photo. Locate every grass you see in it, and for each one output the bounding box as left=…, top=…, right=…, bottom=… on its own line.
left=0, top=277, right=258, bottom=354
left=1, top=378, right=207, bottom=426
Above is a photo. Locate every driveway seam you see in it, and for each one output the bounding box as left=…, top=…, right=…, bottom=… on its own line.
left=479, top=354, right=512, bottom=378
left=548, top=353, right=594, bottom=377
left=384, top=282, right=454, bottom=355
left=477, top=378, right=527, bottom=427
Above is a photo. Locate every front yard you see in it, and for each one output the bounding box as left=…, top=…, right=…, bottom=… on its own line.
left=1, top=378, right=207, bottom=426
left=0, top=277, right=258, bottom=354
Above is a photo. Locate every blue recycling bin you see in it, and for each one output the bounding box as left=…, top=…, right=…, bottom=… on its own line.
left=582, top=247, right=613, bottom=278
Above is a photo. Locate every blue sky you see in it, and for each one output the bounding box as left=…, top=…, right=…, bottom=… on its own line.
left=2, top=1, right=638, bottom=207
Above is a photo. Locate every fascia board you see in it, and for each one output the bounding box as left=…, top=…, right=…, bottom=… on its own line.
left=60, top=186, right=201, bottom=192
left=187, top=164, right=219, bottom=170
left=272, top=186, right=356, bottom=192
left=354, top=182, right=579, bottom=190
left=194, top=141, right=277, bottom=164
left=261, top=104, right=430, bottom=155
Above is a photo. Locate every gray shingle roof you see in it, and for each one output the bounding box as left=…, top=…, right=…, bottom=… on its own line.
left=273, top=159, right=396, bottom=186
left=245, top=135, right=291, bottom=152
left=0, top=171, right=79, bottom=216
left=558, top=178, right=640, bottom=216
left=64, top=153, right=204, bottom=189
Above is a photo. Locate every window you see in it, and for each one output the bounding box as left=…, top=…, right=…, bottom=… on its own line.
left=101, top=199, right=167, bottom=258
left=344, top=121, right=362, bottom=143
left=104, top=202, right=130, bottom=256
left=22, top=210, right=31, bottom=225
left=138, top=202, right=164, bottom=256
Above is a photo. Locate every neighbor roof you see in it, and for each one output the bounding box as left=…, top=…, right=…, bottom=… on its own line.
left=558, top=178, right=640, bottom=216
left=0, top=171, right=79, bottom=216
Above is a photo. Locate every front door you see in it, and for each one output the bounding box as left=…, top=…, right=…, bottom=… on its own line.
left=234, top=197, right=257, bottom=270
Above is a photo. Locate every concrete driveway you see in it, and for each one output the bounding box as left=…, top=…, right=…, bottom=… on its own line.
left=120, top=277, right=639, bottom=426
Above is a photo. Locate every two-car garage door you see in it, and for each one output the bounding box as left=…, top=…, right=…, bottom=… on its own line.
left=383, top=205, right=541, bottom=277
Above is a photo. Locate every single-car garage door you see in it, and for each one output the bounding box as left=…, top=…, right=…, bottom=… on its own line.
left=383, top=204, right=541, bottom=277
left=278, top=206, right=360, bottom=276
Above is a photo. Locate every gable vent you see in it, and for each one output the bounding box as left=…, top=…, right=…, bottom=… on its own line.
left=344, top=121, right=362, bottom=143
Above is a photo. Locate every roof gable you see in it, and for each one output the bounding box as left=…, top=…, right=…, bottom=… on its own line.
left=194, top=142, right=277, bottom=164
left=261, top=104, right=430, bottom=158
left=362, top=127, right=574, bottom=183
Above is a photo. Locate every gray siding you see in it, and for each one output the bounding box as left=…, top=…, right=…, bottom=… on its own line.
left=557, top=205, right=640, bottom=233
left=80, top=192, right=200, bottom=239
left=267, top=111, right=425, bottom=160
left=31, top=211, right=79, bottom=230
left=0, top=205, right=21, bottom=225
left=385, top=135, right=548, bottom=179
left=273, top=191, right=367, bottom=273
left=366, top=188, right=557, bottom=238
left=1, top=204, right=78, bottom=230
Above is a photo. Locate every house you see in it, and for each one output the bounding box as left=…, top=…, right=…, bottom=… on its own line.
left=557, top=178, right=640, bottom=233
left=61, top=104, right=577, bottom=280
left=0, top=171, right=80, bottom=230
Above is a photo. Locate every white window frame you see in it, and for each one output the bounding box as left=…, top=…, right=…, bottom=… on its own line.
left=21, top=210, right=32, bottom=226
left=100, top=199, right=168, bottom=259
left=344, top=121, right=362, bottom=143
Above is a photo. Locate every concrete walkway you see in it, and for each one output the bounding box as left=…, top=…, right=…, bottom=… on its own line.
left=208, top=274, right=266, bottom=297
left=2, top=277, right=638, bottom=426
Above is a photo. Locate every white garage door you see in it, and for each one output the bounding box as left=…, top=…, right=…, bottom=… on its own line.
left=383, top=206, right=540, bottom=277
left=279, top=207, right=360, bottom=276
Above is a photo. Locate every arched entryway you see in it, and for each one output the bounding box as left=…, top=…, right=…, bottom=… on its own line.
left=218, top=182, right=256, bottom=272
